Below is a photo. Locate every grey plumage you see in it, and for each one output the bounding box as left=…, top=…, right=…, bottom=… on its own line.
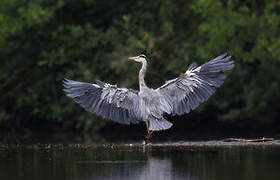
left=157, top=53, right=234, bottom=116
left=63, top=79, right=142, bottom=124
left=63, top=53, right=234, bottom=131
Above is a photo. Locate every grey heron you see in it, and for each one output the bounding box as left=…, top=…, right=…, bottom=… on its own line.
left=63, top=53, right=234, bottom=142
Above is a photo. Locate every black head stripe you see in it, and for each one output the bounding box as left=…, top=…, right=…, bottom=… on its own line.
left=139, top=54, right=146, bottom=59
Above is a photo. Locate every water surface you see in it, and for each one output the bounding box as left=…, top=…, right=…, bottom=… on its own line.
left=0, top=144, right=279, bottom=180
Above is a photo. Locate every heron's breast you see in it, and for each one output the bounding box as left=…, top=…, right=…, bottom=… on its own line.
left=139, top=91, right=172, bottom=118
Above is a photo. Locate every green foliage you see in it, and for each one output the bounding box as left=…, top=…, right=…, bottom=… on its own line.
left=0, top=0, right=279, bottom=134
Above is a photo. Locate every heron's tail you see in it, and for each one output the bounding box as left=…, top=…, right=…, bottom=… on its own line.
left=149, top=118, right=172, bottom=131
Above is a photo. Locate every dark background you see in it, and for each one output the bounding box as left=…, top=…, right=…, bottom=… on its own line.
left=0, top=0, right=280, bottom=142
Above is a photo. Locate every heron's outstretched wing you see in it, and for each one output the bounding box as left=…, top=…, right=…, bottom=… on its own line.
left=63, top=79, right=142, bottom=124
left=156, top=53, right=234, bottom=116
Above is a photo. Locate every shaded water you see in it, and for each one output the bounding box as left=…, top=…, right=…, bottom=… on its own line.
left=0, top=145, right=279, bottom=180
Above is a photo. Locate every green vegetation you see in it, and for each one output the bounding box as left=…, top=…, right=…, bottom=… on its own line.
left=0, top=0, right=280, bottom=135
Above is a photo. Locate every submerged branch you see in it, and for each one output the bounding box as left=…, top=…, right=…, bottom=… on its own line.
left=223, top=137, right=274, bottom=142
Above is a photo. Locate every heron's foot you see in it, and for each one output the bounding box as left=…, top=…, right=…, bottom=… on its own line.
left=143, top=139, right=151, bottom=146
left=145, top=130, right=153, bottom=145
left=144, top=141, right=151, bottom=146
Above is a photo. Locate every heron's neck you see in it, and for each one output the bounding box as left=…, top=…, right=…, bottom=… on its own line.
left=139, top=60, right=147, bottom=91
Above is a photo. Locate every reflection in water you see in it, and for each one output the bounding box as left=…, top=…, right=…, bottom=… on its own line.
left=140, top=157, right=198, bottom=180
left=0, top=145, right=279, bottom=180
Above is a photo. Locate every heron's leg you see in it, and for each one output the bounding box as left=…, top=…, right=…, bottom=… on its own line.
left=145, top=121, right=153, bottom=144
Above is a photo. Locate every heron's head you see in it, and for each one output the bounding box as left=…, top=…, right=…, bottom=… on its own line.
left=128, top=54, right=147, bottom=63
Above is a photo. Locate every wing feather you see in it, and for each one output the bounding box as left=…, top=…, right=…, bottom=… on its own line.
left=63, top=78, right=142, bottom=124
left=156, top=53, right=234, bottom=116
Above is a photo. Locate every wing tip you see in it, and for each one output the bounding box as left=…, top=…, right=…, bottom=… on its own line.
left=187, top=62, right=198, bottom=71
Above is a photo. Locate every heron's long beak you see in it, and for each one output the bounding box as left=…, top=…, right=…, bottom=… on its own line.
left=128, top=56, right=137, bottom=61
